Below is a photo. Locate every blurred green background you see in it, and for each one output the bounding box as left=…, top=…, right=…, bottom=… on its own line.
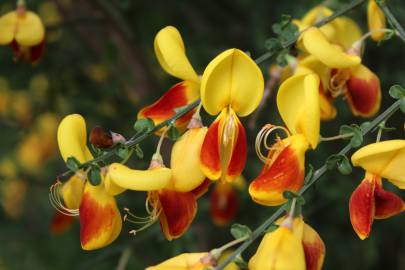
left=0, top=0, right=404, bottom=269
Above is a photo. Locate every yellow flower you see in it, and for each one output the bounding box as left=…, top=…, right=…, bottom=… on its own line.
left=367, top=0, right=386, bottom=41
left=146, top=252, right=212, bottom=270
left=200, top=49, right=264, bottom=182
left=349, top=140, right=405, bottom=239
left=138, top=26, right=200, bottom=133
left=249, top=216, right=325, bottom=270
left=0, top=2, right=45, bottom=62
left=295, top=5, right=362, bottom=51
left=54, top=114, right=122, bottom=250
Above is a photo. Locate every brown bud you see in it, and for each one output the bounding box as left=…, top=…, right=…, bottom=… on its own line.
left=89, top=126, right=113, bottom=148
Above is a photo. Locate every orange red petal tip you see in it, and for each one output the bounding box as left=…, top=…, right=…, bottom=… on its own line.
left=137, top=81, right=199, bottom=133
left=249, top=134, right=308, bottom=206
left=210, top=182, right=239, bottom=226
left=79, top=182, right=122, bottom=250
left=157, top=189, right=197, bottom=241
left=200, top=108, right=247, bottom=183
left=346, top=64, right=381, bottom=117
left=349, top=174, right=404, bottom=240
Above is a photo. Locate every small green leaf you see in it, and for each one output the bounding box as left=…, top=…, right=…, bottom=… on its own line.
left=233, top=255, right=248, bottom=269
left=350, top=125, right=363, bottom=148
left=400, top=98, right=405, bottom=114
left=377, top=29, right=395, bottom=46
left=116, top=144, right=130, bottom=159
left=230, top=224, right=252, bottom=240
left=66, top=156, right=81, bottom=172
left=167, top=125, right=180, bottom=141
left=360, top=121, right=372, bottom=131
left=133, top=118, right=155, bottom=132
left=337, top=155, right=352, bottom=175
left=339, top=125, right=353, bottom=136
left=135, top=145, right=144, bottom=159
left=283, top=191, right=305, bottom=205
left=327, top=154, right=352, bottom=175
left=326, top=154, right=340, bottom=170
left=88, top=166, right=101, bottom=186
left=389, top=85, right=405, bottom=99
left=264, top=38, right=282, bottom=53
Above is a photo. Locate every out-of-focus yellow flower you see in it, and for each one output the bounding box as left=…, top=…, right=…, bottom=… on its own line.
left=0, top=2, right=45, bottom=62
left=38, top=1, right=62, bottom=42
left=1, top=179, right=27, bottom=219
left=29, top=73, right=49, bottom=101
left=85, top=64, right=110, bottom=84
left=0, top=158, right=18, bottom=179
left=10, top=91, right=32, bottom=125
left=367, top=0, right=386, bottom=41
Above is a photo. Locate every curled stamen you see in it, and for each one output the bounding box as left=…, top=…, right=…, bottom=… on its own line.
left=48, top=181, right=79, bottom=217
left=124, top=206, right=160, bottom=235
left=255, top=124, right=290, bottom=163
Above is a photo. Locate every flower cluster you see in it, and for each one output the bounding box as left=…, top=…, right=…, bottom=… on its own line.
left=10, top=0, right=400, bottom=269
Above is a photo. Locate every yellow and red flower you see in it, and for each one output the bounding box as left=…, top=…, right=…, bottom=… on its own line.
left=249, top=215, right=325, bottom=270
left=249, top=73, right=320, bottom=206
left=349, top=140, right=405, bottom=239
left=54, top=114, right=122, bottom=250
left=0, top=2, right=45, bottom=63
left=199, top=49, right=264, bottom=183
left=138, top=26, right=200, bottom=132
left=297, top=28, right=381, bottom=118
left=210, top=176, right=245, bottom=226
left=108, top=124, right=210, bottom=240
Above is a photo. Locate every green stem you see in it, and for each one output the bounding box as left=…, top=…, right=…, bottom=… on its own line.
left=320, top=133, right=353, bottom=142
left=58, top=100, right=200, bottom=179
left=215, top=99, right=402, bottom=270
left=254, top=0, right=366, bottom=64
left=377, top=1, right=405, bottom=43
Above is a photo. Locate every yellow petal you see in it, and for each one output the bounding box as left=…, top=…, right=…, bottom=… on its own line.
left=301, top=6, right=333, bottom=26
left=107, top=163, right=172, bottom=191
left=154, top=26, right=199, bottom=82
left=80, top=182, right=122, bottom=250
left=298, top=55, right=331, bottom=90
left=367, top=0, right=386, bottom=41
left=201, top=49, right=264, bottom=116
left=171, top=127, right=208, bottom=192
left=301, top=27, right=361, bottom=68
left=248, top=227, right=306, bottom=270
left=218, top=250, right=241, bottom=270
left=15, top=11, right=45, bottom=46
left=351, top=140, right=405, bottom=188
left=333, top=17, right=362, bottom=50
left=0, top=11, right=17, bottom=45
left=61, top=174, right=85, bottom=209
left=57, top=114, right=94, bottom=163
left=104, top=172, right=126, bottom=196
left=146, top=252, right=209, bottom=270
left=277, top=73, right=320, bottom=149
